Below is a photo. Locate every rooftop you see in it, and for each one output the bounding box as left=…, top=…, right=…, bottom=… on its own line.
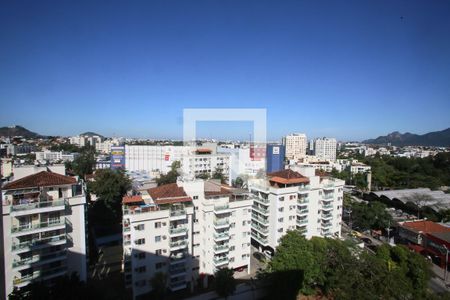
left=3, top=171, right=76, bottom=190
left=147, top=183, right=192, bottom=205
left=401, top=220, right=450, bottom=234
left=267, top=169, right=310, bottom=185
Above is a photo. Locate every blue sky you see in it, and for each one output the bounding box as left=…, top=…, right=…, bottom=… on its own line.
left=0, top=0, right=449, bottom=141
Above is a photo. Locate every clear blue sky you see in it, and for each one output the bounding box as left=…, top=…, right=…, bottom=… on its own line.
left=1, top=0, right=449, bottom=141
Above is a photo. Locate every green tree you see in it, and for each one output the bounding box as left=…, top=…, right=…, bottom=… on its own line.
left=215, top=268, right=236, bottom=299
left=88, top=168, right=131, bottom=223
left=71, top=148, right=96, bottom=179
left=212, top=167, right=228, bottom=184
left=232, top=177, right=244, bottom=188
left=156, top=161, right=180, bottom=186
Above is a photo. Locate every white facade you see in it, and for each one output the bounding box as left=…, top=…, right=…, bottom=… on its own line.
left=181, top=153, right=232, bottom=185
left=12, top=165, right=66, bottom=180
left=35, top=151, right=79, bottom=163
left=283, top=133, right=307, bottom=160
left=217, top=147, right=266, bottom=182
left=248, top=167, right=344, bottom=252
left=1, top=158, right=13, bottom=178
left=313, top=137, right=337, bottom=161
left=122, top=179, right=252, bottom=299
left=125, top=145, right=192, bottom=174
left=69, top=135, right=103, bottom=148
left=1, top=171, right=87, bottom=298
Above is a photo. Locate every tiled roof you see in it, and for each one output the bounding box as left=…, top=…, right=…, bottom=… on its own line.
left=148, top=183, right=192, bottom=205
left=402, top=220, right=450, bottom=234
left=268, top=169, right=309, bottom=184
left=3, top=171, right=76, bottom=190
left=123, top=195, right=144, bottom=204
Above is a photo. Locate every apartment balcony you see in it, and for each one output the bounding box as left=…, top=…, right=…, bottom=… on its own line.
left=169, top=210, right=187, bottom=221
left=123, top=240, right=131, bottom=246
left=251, top=232, right=269, bottom=246
left=322, top=204, right=333, bottom=211
left=297, top=227, right=307, bottom=235
left=213, top=218, right=230, bottom=229
left=170, top=254, right=187, bottom=265
left=297, top=209, right=309, bottom=216
left=252, top=214, right=269, bottom=225
left=13, top=265, right=67, bottom=287
left=297, top=197, right=309, bottom=204
left=322, top=194, right=334, bottom=200
left=12, top=249, right=67, bottom=270
left=123, top=226, right=130, bottom=232
left=214, top=205, right=231, bottom=215
left=169, top=266, right=187, bottom=278
left=252, top=205, right=269, bottom=215
left=169, top=280, right=187, bottom=291
left=254, top=197, right=270, bottom=205
left=298, top=185, right=310, bottom=194
left=12, top=234, right=67, bottom=253
left=11, top=219, right=66, bottom=237
left=213, top=232, right=230, bottom=242
left=322, top=222, right=332, bottom=229
left=323, top=183, right=335, bottom=191
left=11, top=199, right=68, bottom=216
left=170, top=240, right=188, bottom=250
left=296, top=219, right=308, bottom=226
left=321, top=214, right=333, bottom=221
left=252, top=222, right=269, bottom=235
left=169, top=226, right=188, bottom=237
left=213, top=257, right=229, bottom=267
left=213, top=244, right=230, bottom=254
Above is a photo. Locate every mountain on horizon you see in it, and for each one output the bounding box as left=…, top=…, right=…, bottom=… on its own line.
left=363, top=128, right=450, bottom=147
left=0, top=125, right=42, bottom=138
left=80, top=131, right=103, bottom=137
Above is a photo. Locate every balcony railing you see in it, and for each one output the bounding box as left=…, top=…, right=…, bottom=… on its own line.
left=322, top=214, right=333, bottom=220
left=297, top=209, right=309, bottom=215
left=214, top=205, right=229, bottom=211
left=213, top=257, right=229, bottom=265
left=322, top=222, right=332, bottom=228
left=254, top=197, right=270, bottom=204
left=297, top=197, right=309, bottom=204
left=170, top=240, right=188, bottom=249
left=13, top=265, right=67, bottom=285
left=252, top=222, right=269, bottom=234
left=252, top=214, right=269, bottom=224
left=296, top=219, right=308, bottom=225
left=169, top=266, right=186, bottom=275
left=12, top=249, right=66, bottom=268
left=322, top=204, right=333, bottom=209
left=213, top=232, right=230, bottom=240
left=11, top=199, right=67, bottom=212
left=214, top=244, right=229, bottom=252
left=323, top=194, right=334, bottom=200
left=213, top=218, right=230, bottom=227
left=170, top=227, right=188, bottom=235
left=253, top=205, right=269, bottom=215
left=11, top=219, right=66, bottom=234
left=251, top=232, right=268, bottom=244
left=170, top=210, right=186, bottom=217
left=12, top=234, right=67, bottom=251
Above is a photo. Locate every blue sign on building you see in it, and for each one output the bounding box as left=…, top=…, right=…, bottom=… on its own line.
left=266, top=144, right=285, bottom=173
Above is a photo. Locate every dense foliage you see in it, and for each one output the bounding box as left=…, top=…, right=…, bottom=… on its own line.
left=88, top=168, right=132, bottom=224
left=214, top=268, right=236, bottom=299
left=351, top=153, right=450, bottom=190
left=265, top=231, right=432, bottom=300
left=347, top=200, right=393, bottom=231
left=66, top=146, right=96, bottom=179
left=156, top=161, right=181, bottom=186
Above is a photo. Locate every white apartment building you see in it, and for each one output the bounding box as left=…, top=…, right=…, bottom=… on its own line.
left=217, top=147, right=266, bottom=181
left=125, top=145, right=192, bottom=174
left=0, top=171, right=87, bottom=298
left=283, top=133, right=307, bottom=160
left=122, top=178, right=252, bottom=299
left=12, top=165, right=66, bottom=181
left=35, top=151, right=79, bottom=163
left=248, top=167, right=344, bottom=254
left=69, top=135, right=103, bottom=148
left=313, top=137, right=337, bottom=161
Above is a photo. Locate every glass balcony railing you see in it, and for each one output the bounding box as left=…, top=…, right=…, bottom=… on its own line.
left=12, top=234, right=67, bottom=251
left=11, top=219, right=66, bottom=234
left=214, top=205, right=229, bottom=211
left=11, top=199, right=67, bottom=212
left=170, top=240, right=188, bottom=248
left=297, top=209, right=309, bottom=215
left=170, top=227, right=188, bottom=235
left=214, top=218, right=230, bottom=227
left=251, top=232, right=268, bottom=244
left=253, top=205, right=269, bottom=215
left=297, top=197, right=309, bottom=204
left=322, top=204, right=333, bottom=209
left=170, top=210, right=186, bottom=217
left=296, top=219, right=308, bottom=225
left=322, top=222, right=332, bottom=228
left=12, top=250, right=66, bottom=268
left=252, top=222, right=269, bottom=234
left=254, top=197, right=270, bottom=204
left=213, top=257, right=229, bottom=265
left=13, top=265, right=67, bottom=285
left=252, top=214, right=269, bottom=224
left=214, top=244, right=229, bottom=252
left=214, top=232, right=230, bottom=240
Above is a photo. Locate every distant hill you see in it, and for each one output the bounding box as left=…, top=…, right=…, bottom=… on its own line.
left=0, top=125, right=42, bottom=138
left=363, top=128, right=450, bottom=147
left=80, top=131, right=103, bottom=137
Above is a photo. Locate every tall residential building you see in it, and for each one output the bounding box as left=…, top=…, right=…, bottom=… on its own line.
left=181, top=148, right=231, bottom=184
left=266, top=144, right=285, bottom=173
left=35, top=151, right=79, bottom=163
left=248, top=167, right=344, bottom=254
left=0, top=171, right=87, bottom=298
left=122, top=179, right=253, bottom=299
left=313, top=138, right=337, bottom=161
left=282, top=133, right=307, bottom=160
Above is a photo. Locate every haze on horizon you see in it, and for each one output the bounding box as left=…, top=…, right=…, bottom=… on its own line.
left=0, top=0, right=449, bottom=141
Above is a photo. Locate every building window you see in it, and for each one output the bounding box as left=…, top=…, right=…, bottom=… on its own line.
left=193, top=196, right=198, bottom=200
left=135, top=266, right=146, bottom=273
left=278, top=207, right=284, bottom=212
left=135, top=238, right=145, bottom=245
left=155, top=222, right=162, bottom=228
left=278, top=218, right=284, bottom=222
left=155, top=236, right=161, bottom=242
left=279, top=196, right=284, bottom=201
left=155, top=249, right=162, bottom=255
left=155, top=262, right=165, bottom=269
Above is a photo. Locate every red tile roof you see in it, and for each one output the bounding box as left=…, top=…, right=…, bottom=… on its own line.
left=123, top=195, right=144, bottom=204
left=3, top=171, right=76, bottom=190
left=402, top=220, right=450, bottom=234
left=148, top=183, right=192, bottom=205
left=268, top=169, right=310, bottom=184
